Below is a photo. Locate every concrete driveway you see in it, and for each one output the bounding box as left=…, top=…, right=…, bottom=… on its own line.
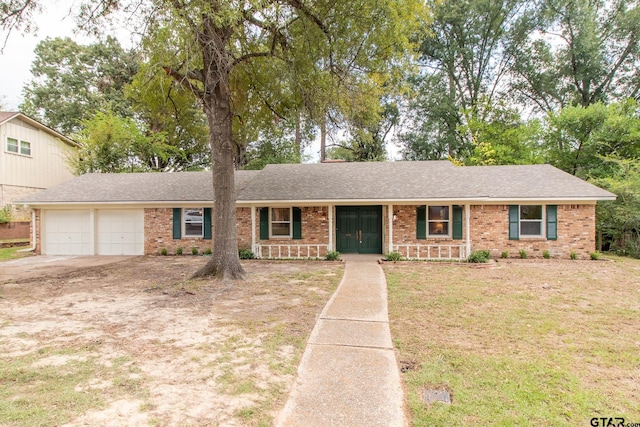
left=0, top=255, right=136, bottom=282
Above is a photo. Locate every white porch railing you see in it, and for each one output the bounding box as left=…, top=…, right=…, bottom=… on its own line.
left=255, top=244, right=328, bottom=259
left=392, top=244, right=468, bottom=260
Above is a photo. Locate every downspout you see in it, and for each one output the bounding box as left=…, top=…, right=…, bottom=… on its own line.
left=18, top=209, right=37, bottom=252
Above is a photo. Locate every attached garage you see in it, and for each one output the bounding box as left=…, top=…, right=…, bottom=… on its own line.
left=43, top=210, right=92, bottom=255
left=97, top=209, right=144, bottom=255
left=42, top=209, right=145, bottom=256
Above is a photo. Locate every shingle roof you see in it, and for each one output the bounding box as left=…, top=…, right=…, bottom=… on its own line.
left=18, top=161, right=616, bottom=205
left=20, top=170, right=260, bottom=203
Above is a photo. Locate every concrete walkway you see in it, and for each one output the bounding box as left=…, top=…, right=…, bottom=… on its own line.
left=275, top=254, right=406, bottom=427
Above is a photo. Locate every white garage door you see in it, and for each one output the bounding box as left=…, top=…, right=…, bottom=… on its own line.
left=97, top=209, right=144, bottom=255
left=44, top=210, right=92, bottom=255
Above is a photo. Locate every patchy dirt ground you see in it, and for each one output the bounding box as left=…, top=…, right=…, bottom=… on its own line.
left=0, top=256, right=343, bottom=426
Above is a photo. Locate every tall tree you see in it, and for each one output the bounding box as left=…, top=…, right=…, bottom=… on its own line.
left=400, top=0, right=534, bottom=160
left=510, top=0, right=640, bottom=112
left=3, top=0, right=424, bottom=279
left=21, top=36, right=138, bottom=134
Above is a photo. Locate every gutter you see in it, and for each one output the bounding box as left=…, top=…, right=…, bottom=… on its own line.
left=18, top=210, right=36, bottom=253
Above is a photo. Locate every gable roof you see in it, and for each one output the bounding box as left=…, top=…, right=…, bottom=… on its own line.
left=0, top=112, right=77, bottom=147
left=17, top=161, right=616, bottom=205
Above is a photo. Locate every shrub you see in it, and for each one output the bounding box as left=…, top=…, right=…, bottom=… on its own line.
left=570, top=250, right=577, bottom=260
left=590, top=251, right=601, bottom=260
left=160, top=248, right=168, bottom=256
left=385, top=252, right=402, bottom=262
left=239, top=249, right=255, bottom=259
left=176, top=247, right=183, bottom=255
left=204, top=248, right=212, bottom=255
left=543, top=250, right=550, bottom=259
left=519, top=249, right=527, bottom=259
left=501, top=250, right=509, bottom=259
left=325, top=250, right=340, bottom=261
left=191, top=247, right=199, bottom=255
left=0, top=206, right=12, bottom=224
left=468, top=250, right=491, bottom=263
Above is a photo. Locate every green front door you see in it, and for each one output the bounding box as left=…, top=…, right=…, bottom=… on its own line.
left=336, top=206, right=382, bottom=254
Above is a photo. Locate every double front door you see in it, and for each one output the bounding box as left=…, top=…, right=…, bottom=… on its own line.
left=336, top=206, right=382, bottom=254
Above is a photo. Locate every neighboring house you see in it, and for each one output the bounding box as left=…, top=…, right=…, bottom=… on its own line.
left=18, top=161, right=616, bottom=259
left=0, top=112, right=76, bottom=220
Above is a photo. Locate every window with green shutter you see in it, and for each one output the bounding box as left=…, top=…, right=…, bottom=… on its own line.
left=452, top=206, right=463, bottom=240
left=172, top=208, right=182, bottom=239
left=203, top=208, right=212, bottom=240
left=546, top=205, right=557, bottom=240
left=259, top=208, right=269, bottom=240
left=509, top=205, right=519, bottom=240
left=292, top=207, right=302, bottom=240
left=416, top=206, right=426, bottom=239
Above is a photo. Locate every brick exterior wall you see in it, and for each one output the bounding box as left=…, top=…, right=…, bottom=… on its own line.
left=390, top=203, right=596, bottom=259
left=390, top=204, right=465, bottom=258
left=30, top=203, right=597, bottom=259
left=143, top=207, right=255, bottom=255
left=255, top=206, right=330, bottom=258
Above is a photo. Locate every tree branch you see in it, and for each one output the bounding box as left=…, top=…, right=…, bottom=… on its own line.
left=163, top=66, right=204, bottom=98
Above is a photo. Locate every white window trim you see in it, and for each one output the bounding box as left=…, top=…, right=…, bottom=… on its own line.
left=183, top=208, right=204, bottom=238
left=427, top=205, right=451, bottom=238
left=270, top=207, right=292, bottom=239
left=519, top=205, right=545, bottom=238
left=6, top=137, right=32, bottom=157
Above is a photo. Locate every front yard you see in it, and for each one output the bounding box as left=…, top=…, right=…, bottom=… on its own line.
left=0, top=257, right=342, bottom=426
left=385, top=257, right=640, bottom=426
left=2, top=255, right=639, bottom=426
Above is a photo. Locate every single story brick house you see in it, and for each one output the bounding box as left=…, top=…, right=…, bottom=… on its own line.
left=18, top=160, right=616, bottom=259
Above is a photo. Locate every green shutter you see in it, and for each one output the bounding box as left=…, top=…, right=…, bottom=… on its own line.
left=509, top=205, right=519, bottom=240
left=416, top=205, right=426, bottom=239
left=172, top=208, right=182, bottom=239
left=259, top=208, right=269, bottom=240
left=292, top=207, right=302, bottom=240
left=546, top=205, right=557, bottom=240
left=452, top=205, right=463, bottom=240
left=203, top=208, right=212, bottom=240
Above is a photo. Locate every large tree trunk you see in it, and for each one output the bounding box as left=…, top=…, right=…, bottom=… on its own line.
left=191, top=16, right=246, bottom=281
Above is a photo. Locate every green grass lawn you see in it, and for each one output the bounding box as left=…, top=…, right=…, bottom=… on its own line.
left=385, top=257, right=640, bottom=426
left=0, top=246, right=31, bottom=261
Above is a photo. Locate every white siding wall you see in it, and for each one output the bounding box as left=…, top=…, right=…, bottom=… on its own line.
left=0, top=118, right=75, bottom=188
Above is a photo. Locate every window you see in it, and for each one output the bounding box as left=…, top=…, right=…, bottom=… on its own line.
left=20, top=141, right=31, bottom=156
left=428, top=205, right=449, bottom=236
left=184, top=208, right=203, bottom=237
left=520, top=205, right=542, bottom=236
left=6, top=137, right=31, bottom=156
left=271, top=207, right=291, bottom=237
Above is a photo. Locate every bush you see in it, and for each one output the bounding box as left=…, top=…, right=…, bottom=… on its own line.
left=590, top=251, right=601, bottom=260
left=519, top=249, right=527, bottom=259
left=325, top=250, right=340, bottom=261
left=176, top=247, right=183, bottom=255
left=204, top=248, right=212, bottom=255
left=385, top=252, right=402, bottom=262
left=468, top=250, right=491, bottom=263
left=570, top=250, right=577, bottom=260
left=191, top=247, right=199, bottom=255
left=543, top=250, right=551, bottom=259
left=501, top=250, right=509, bottom=259
left=239, top=249, right=255, bottom=259
left=160, top=248, right=168, bottom=256
left=0, top=206, right=13, bottom=224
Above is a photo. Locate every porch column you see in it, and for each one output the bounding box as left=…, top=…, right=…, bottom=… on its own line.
left=388, top=204, right=394, bottom=253
left=328, top=205, right=334, bottom=251
left=465, top=203, right=471, bottom=257
left=250, top=206, right=256, bottom=254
